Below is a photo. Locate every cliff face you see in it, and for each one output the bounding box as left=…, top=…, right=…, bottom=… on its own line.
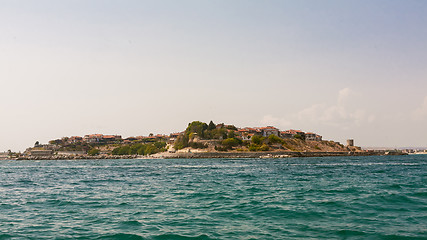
left=280, top=139, right=355, bottom=152
left=181, top=139, right=360, bottom=153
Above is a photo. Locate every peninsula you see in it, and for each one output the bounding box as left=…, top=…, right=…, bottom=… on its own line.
left=5, top=121, right=405, bottom=160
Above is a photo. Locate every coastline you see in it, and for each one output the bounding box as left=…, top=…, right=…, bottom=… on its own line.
left=13, top=120, right=413, bottom=161
left=150, top=150, right=406, bottom=159
left=7, top=150, right=406, bottom=160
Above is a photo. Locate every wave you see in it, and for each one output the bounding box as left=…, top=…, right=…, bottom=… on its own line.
left=0, top=234, right=15, bottom=240
left=97, top=233, right=146, bottom=240
left=1, top=156, right=426, bottom=239
left=151, top=234, right=214, bottom=240
left=120, top=220, right=143, bottom=227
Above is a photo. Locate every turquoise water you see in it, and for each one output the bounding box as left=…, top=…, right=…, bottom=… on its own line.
left=0, top=155, right=426, bottom=239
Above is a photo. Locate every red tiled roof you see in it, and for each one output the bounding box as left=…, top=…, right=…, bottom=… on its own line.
left=284, top=129, right=305, bottom=134
left=103, top=135, right=121, bottom=139
left=260, top=126, right=278, bottom=130
left=86, top=134, right=103, bottom=138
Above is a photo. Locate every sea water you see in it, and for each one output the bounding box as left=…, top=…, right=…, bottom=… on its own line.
left=0, top=155, right=426, bottom=239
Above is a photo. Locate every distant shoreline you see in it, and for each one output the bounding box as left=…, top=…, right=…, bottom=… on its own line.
left=150, top=150, right=407, bottom=159
left=6, top=150, right=407, bottom=160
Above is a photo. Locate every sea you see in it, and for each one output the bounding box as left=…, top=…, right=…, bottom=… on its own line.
left=0, top=155, right=426, bottom=240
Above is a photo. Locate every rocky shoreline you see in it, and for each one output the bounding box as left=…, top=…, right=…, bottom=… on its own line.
left=151, top=150, right=406, bottom=159
left=6, top=150, right=406, bottom=160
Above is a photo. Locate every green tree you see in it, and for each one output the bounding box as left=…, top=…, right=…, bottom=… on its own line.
left=112, top=147, right=120, bottom=155
left=248, top=144, right=259, bottom=151
left=145, top=144, right=156, bottom=155
left=259, top=144, right=270, bottom=151
left=154, top=141, right=166, bottom=149
left=111, top=142, right=167, bottom=156
left=221, top=138, right=242, bottom=150
left=251, top=135, right=264, bottom=145
left=174, top=134, right=189, bottom=150
left=267, top=134, right=283, bottom=144
left=186, top=121, right=208, bottom=138
left=137, top=145, right=146, bottom=155
left=88, top=148, right=100, bottom=156
left=130, top=144, right=143, bottom=155
left=208, top=120, right=216, bottom=130
left=225, top=125, right=238, bottom=130
left=118, top=146, right=131, bottom=155
left=227, top=130, right=235, bottom=139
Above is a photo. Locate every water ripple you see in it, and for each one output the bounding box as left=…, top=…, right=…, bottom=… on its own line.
left=0, top=155, right=426, bottom=239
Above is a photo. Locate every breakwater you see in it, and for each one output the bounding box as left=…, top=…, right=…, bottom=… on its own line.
left=8, top=150, right=405, bottom=160
left=155, top=150, right=406, bottom=159
left=13, top=155, right=138, bottom=161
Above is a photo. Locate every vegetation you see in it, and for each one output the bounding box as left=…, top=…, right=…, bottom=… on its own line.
left=188, top=142, right=208, bottom=149
left=227, top=130, right=235, bottom=139
left=174, top=134, right=190, bottom=150
left=58, top=142, right=91, bottom=152
left=249, top=143, right=269, bottom=151
left=251, top=135, right=264, bottom=145
left=88, top=148, right=100, bottom=156
left=294, top=134, right=304, bottom=140
left=267, top=134, right=283, bottom=144
left=215, top=146, right=229, bottom=151
left=33, top=120, right=350, bottom=156
left=221, top=137, right=242, bottom=150
left=186, top=121, right=208, bottom=138
left=112, top=141, right=167, bottom=156
left=174, top=120, right=229, bottom=150
left=225, top=125, right=238, bottom=131
left=208, top=120, right=216, bottom=130
left=173, top=120, right=336, bottom=152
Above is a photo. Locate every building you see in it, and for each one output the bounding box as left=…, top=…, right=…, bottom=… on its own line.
left=242, top=133, right=254, bottom=141
left=241, top=127, right=262, bottom=135
left=155, top=134, right=169, bottom=141
left=102, top=135, right=122, bottom=143
left=30, top=150, right=53, bottom=157
left=169, top=132, right=181, bottom=143
left=68, top=136, right=83, bottom=143
left=260, top=126, right=280, bottom=137
left=281, top=130, right=306, bottom=139
left=237, top=128, right=250, bottom=140
left=0, top=152, right=9, bottom=159
left=237, top=127, right=264, bottom=140
left=124, top=137, right=138, bottom=143
left=280, top=131, right=293, bottom=139
left=305, top=132, right=322, bottom=141
left=84, top=134, right=103, bottom=143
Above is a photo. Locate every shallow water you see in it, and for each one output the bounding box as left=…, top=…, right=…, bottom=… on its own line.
left=0, top=155, right=426, bottom=239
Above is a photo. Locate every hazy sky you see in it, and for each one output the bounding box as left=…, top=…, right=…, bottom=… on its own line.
left=1, top=0, right=427, bottom=151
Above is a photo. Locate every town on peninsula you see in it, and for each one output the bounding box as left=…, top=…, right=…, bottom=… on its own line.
left=1, top=121, right=406, bottom=160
